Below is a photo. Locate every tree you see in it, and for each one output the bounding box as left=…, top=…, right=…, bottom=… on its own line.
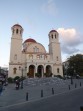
left=8, top=77, right=13, bottom=83
left=67, top=54, right=83, bottom=76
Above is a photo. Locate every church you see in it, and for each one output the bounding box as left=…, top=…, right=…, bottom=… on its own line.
left=9, top=24, right=63, bottom=78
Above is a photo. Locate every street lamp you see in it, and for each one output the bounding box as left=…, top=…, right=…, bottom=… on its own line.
left=19, top=67, right=24, bottom=89
left=21, top=68, right=23, bottom=89
left=70, top=66, right=73, bottom=85
left=19, top=66, right=27, bottom=89
left=71, top=76, right=73, bottom=84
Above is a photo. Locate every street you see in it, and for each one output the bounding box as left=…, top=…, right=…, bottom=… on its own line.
left=0, top=86, right=83, bottom=111
left=0, top=77, right=83, bottom=111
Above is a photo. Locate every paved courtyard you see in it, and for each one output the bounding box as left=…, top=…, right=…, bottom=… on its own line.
left=0, top=77, right=83, bottom=110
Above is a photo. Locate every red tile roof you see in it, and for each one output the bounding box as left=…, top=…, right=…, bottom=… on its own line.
left=49, top=30, right=57, bottom=33
left=12, top=24, right=23, bottom=28
left=24, top=38, right=36, bottom=43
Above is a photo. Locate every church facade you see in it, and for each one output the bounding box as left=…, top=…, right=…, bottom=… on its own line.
left=9, top=24, right=63, bottom=78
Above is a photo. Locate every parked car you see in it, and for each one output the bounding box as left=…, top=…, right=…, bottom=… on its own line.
left=67, top=76, right=71, bottom=79
left=76, top=75, right=80, bottom=79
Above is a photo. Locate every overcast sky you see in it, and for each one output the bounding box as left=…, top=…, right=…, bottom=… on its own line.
left=0, top=0, right=83, bottom=67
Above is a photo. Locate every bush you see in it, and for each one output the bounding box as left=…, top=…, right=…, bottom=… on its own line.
left=35, top=73, right=41, bottom=77
left=14, top=76, right=20, bottom=82
left=20, top=76, right=26, bottom=81
left=8, top=77, right=13, bottom=83
left=44, top=73, right=52, bottom=77
left=54, top=75, right=63, bottom=79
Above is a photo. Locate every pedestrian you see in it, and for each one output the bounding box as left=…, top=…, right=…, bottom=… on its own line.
left=0, top=80, right=3, bottom=95
left=15, top=80, right=20, bottom=90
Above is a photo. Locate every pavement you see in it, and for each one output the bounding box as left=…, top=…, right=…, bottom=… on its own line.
left=0, top=77, right=83, bottom=110
left=0, top=87, right=83, bottom=111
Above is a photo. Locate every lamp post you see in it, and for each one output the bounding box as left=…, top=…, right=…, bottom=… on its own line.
left=21, top=68, right=23, bottom=89
left=71, top=66, right=73, bottom=85
left=71, top=76, right=73, bottom=84
left=71, top=64, right=75, bottom=84
left=19, top=66, right=24, bottom=89
left=19, top=66, right=27, bottom=89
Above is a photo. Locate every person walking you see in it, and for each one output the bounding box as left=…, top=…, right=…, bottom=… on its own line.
left=15, top=80, right=20, bottom=90
left=0, top=80, right=3, bottom=95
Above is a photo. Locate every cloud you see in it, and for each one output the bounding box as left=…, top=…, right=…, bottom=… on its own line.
left=57, top=28, right=82, bottom=46
left=61, top=45, right=80, bottom=54
left=57, top=28, right=83, bottom=54
left=41, top=0, right=57, bottom=16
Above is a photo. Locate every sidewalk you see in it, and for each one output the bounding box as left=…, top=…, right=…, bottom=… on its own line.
left=0, top=78, right=83, bottom=107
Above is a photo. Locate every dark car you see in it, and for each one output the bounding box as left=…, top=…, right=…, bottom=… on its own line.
left=76, top=75, right=80, bottom=79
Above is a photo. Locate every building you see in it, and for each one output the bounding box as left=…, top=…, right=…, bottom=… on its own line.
left=9, top=24, right=63, bottom=78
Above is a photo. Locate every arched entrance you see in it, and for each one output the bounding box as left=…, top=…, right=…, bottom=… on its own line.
left=46, top=65, right=52, bottom=77
left=37, top=65, right=44, bottom=77
left=28, top=65, right=35, bottom=78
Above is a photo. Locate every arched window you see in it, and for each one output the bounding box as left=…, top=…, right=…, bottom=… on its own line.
left=57, top=68, right=59, bottom=73
left=20, top=30, right=21, bottom=34
left=37, top=48, right=39, bottom=52
left=29, top=54, right=33, bottom=59
left=13, top=68, right=17, bottom=74
left=37, top=55, right=40, bottom=59
left=45, top=55, right=47, bottom=59
left=33, top=46, right=39, bottom=52
left=55, top=34, right=56, bottom=38
left=40, top=55, right=42, bottom=58
left=51, top=34, right=53, bottom=39
left=16, top=29, right=18, bottom=34
left=14, top=54, right=17, bottom=60
left=56, top=56, right=58, bottom=61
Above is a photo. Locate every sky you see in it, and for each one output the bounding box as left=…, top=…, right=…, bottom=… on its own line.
left=0, top=0, right=83, bottom=68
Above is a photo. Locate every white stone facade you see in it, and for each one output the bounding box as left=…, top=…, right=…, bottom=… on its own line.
left=9, top=24, right=63, bottom=78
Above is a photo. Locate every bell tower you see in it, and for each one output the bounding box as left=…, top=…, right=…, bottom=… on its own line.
left=48, top=30, right=63, bottom=76
left=49, top=30, right=62, bottom=62
left=9, top=24, right=23, bottom=77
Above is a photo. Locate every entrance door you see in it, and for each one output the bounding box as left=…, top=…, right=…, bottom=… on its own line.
left=29, top=65, right=35, bottom=78
left=37, top=65, right=44, bottom=77
left=46, top=65, right=52, bottom=77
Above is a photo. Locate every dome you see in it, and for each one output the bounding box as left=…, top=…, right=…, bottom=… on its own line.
left=24, top=38, right=36, bottom=43
left=12, top=24, right=23, bottom=28
left=49, top=30, right=57, bottom=33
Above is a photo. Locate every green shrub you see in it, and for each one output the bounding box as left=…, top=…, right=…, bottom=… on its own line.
left=8, top=77, right=13, bottom=83
left=44, top=73, right=52, bottom=77
left=56, top=75, right=63, bottom=79
left=35, top=73, right=41, bottom=77
left=14, top=76, right=20, bottom=82
left=20, top=76, right=26, bottom=81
